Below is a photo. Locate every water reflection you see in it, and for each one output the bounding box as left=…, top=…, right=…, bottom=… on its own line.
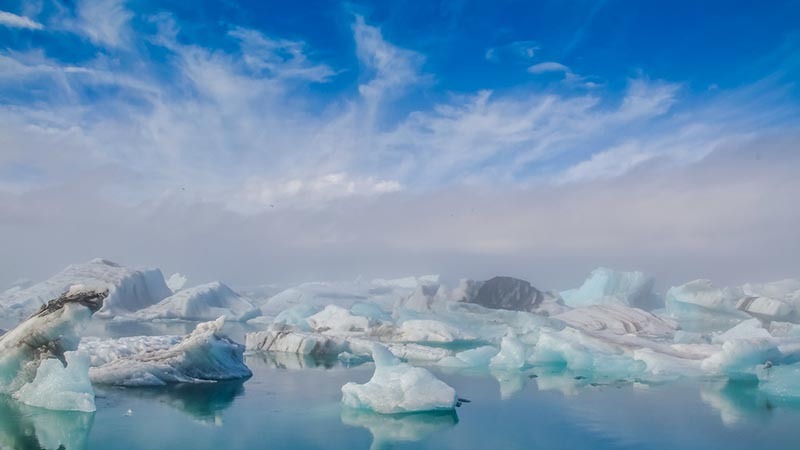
left=0, top=396, right=95, bottom=450
left=102, top=380, right=246, bottom=426
left=700, top=380, right=780, bottom=427
left=246, top=351, right=339, bottom=370
left=341, top=408, right=458, bottom=450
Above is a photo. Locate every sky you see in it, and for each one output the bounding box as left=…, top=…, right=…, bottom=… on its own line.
left=0, top=0, right=798, bottom=291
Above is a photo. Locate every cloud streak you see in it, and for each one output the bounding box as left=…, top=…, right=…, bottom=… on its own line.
left=0, top=10, right=43, bottom=30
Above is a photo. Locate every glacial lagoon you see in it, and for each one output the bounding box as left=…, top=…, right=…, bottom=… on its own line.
left=3, top=338, right=800, bottom=450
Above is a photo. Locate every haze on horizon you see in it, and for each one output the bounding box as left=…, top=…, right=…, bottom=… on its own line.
left=0, top=0, right=798, bottom=291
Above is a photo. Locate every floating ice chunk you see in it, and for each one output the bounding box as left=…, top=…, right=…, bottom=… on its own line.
left=166, top=273, right=188, bottom=292
left=260, top=277, right=432, bottom=316
left=124, top=282, right=260, bottom=322
left=0, top=259, right=170, bottom=320
left=79, top=335, right=182, bottom=366
left=665, top=280, right=747, bottom=323
left=395, top=283, right=450, bottom=313
left=701, top=339, right=782, bottom=380
left=713, top=319, right=773, bottom=343
left=14, top=351, right=95, bottom=412
left=742, top=279, right=800, bottom=302
left=350, top=302, right=392, bottom=322
left=757, top=363, right=800, bottom=399
left=560, top=267, right=659, bottom=310
left=270, top=304, right=320, bottom=331
left=439, top=346, right=499, bottom=368
left=307, top=305, right=374, bottom=334
left=527, top=328, right=645, bottom=376
left=0, top=288, right=106, bottom=395
left=489, top=333, right=527, bottom=369
left=89, top=317, right=252, bottom=386
left=390, top=319, right=476, bottom=343
left=341, top=408, right=458, bottom=450
left=554, top=304, right=678, bottom=338
left=246, top=327, right=348, bottom=356
left=341, top=344, right=457, bottom=414
left=736, top=296, right=796, bottom=323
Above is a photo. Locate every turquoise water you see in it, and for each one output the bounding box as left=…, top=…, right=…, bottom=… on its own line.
left=3, top=353, right=800, bottom=450
left=3, top=320, right=800, bottom=449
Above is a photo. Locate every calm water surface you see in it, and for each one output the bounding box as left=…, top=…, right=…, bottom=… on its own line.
left=2, top=321, right=800, bottom=449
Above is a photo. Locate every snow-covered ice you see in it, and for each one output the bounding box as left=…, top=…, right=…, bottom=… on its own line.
left=122, top=282, right=260, bottom=322
left=341, top=344, right=457, bottom=414
left=0, top=259, right=171, bottom=321
left=88, top=317, right=252, bottom=386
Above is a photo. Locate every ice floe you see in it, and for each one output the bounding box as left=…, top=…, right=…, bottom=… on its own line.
left=341, top=344, right=457, bottom=414
left=88, top=317, right=252, bottom=386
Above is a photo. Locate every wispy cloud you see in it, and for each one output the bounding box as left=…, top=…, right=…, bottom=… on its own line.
left=0, top=10, right=43, bottom=30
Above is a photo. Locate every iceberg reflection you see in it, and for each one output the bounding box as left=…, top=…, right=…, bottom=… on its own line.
left=0, top=396, right=95, bottom=450
left=341, top=407, right=458, bottom=450
left=105, top=379, right=246, bottom=426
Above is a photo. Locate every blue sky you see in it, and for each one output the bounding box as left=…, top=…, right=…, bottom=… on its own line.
left=0, top=1, right=798, bottom=288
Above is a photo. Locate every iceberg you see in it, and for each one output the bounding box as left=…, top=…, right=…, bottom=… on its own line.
left=757, top=363, right=800, bottom=399
left=0, top=286, right=106, bottom=396
left=0, top=259, right=171, bottom=321
left=438, top=346, right=498, bottom=368
left=341, top=344, right=457, bottom=414
left=88, top=317, right=252, bottom=386
left=307, top=305, right=375, bottom=334
left=560, top=267, right=659, bottom=310
left=122, top=282, right=260, bottom=322
left=665, top=279, right=747, bottom=325
left=489, top=333, right=527, bottom=369
left=246, top=326, right=349, bottom=357
left=259, top=276, right=434, bottom=316
left=13, top=351, right=96, bottom=412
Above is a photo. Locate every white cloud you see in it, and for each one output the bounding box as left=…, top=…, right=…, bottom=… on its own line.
left=0, top=11, right=797, bottom=290
left=528, top=61, right=570, bottom=74
left=0, top=10, right=43, bottom=30
left=73, top=0, right=133, bottom=48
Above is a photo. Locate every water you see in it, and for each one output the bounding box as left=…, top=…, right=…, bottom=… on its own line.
left=3, top=319, right=800, bottom=449
left=3, top=353, right=800, bottom=449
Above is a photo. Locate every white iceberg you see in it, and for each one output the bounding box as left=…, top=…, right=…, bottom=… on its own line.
left=0, top=287, right=106, bottom=395
left=307, top=305, right=375, bottom=334
left=0, top=259, right=171, bottom=320
left=341, top=344, right=457, bottom=414
left=260, top=276, right=435, bottom=316
left=14, top=351, right=96, bottom=412
left=246, top=326, right=349, bottom=356
left=665, top=279, right=747, bottom=324
left=78, top=335, right=182, bottom=366
left=122, top=282, right=260, bottom=322
left=438, top=346, right=498, bottom=368
left=560, top=267, right=659, bottom=310
left=89, top=317, right=252, bottom=386
left=489, top=333, right=527, bottom=369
